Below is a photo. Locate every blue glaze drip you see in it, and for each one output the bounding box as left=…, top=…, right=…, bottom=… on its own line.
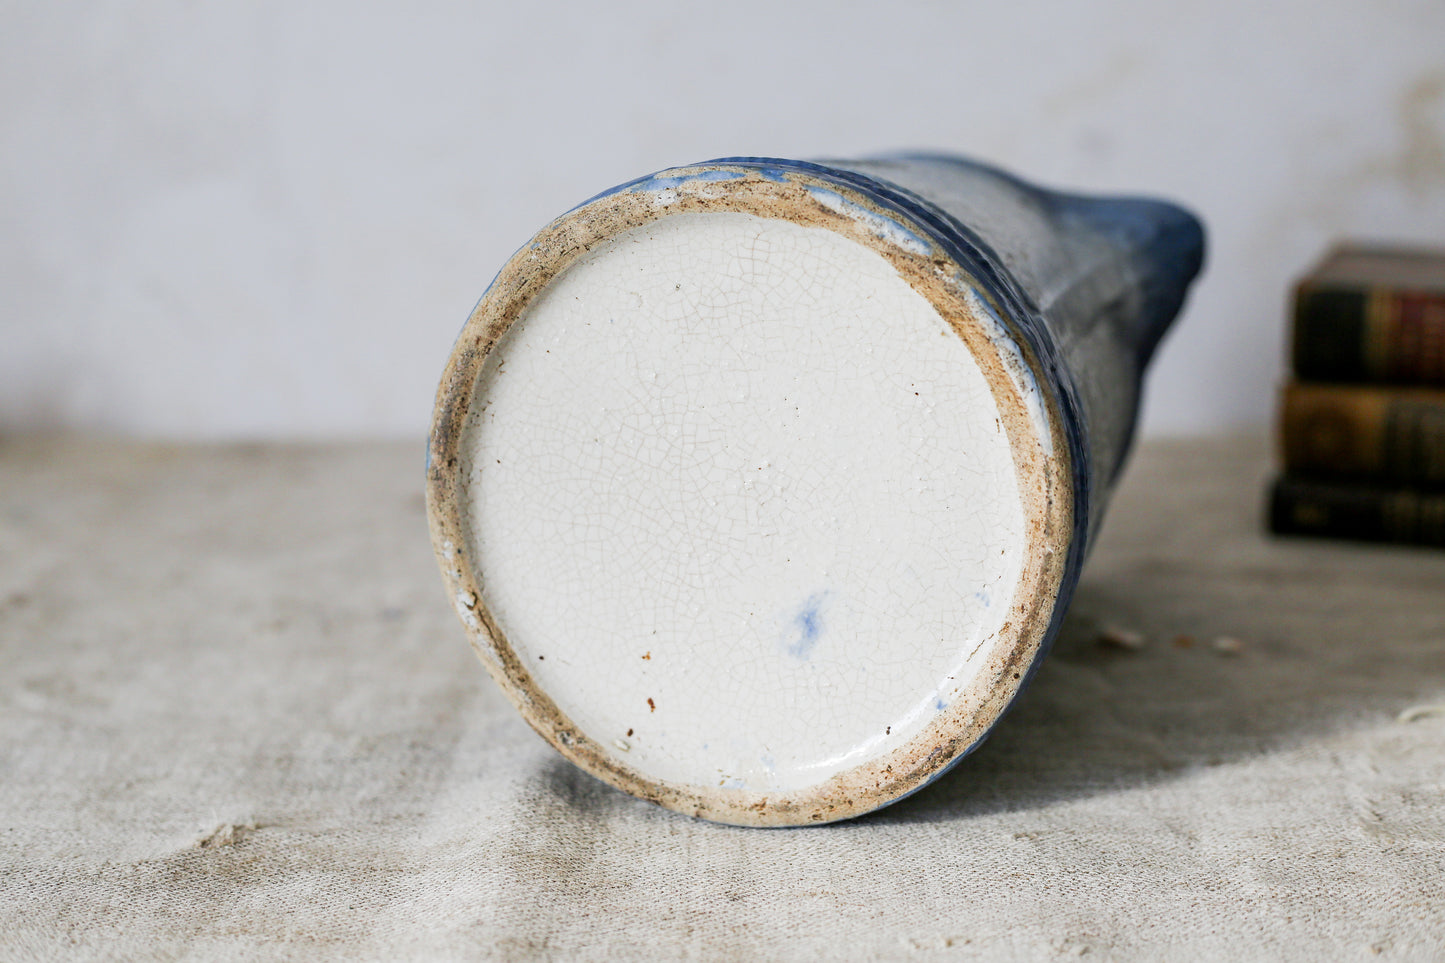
left=802, top=186, right=933, bottom=255
left=630, top=169, right=746, bottom=192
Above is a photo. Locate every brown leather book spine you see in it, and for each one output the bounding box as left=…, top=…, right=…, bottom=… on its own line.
left=1280, top=382, right=1445, bottom=485
left=1374, top=289, right=1445, bottom=383
left=1269, top=476, right=1445, bottom=548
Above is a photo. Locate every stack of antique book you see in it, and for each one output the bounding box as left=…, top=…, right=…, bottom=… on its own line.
left=1269, top=243, right=1445, bottom=548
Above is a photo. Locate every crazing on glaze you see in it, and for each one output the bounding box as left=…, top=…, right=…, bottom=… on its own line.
left=427, top=161, right=1089, bottom=826
left=421, top=161, right=1086, bottom=821
left=430, top=158, right=1204, bottom=824
left=460, top=212, right=1028, bottom=794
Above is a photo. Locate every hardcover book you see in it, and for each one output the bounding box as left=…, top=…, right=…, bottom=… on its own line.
left=1292, top=243, right=1445, bottom=386
left=1269, top=476, right=1445, bottom=548
left=1280, top=381, right=1445, bottom=485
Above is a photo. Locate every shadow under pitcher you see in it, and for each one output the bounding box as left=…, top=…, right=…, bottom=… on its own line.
left=426, top=154, right=1205, bottom=826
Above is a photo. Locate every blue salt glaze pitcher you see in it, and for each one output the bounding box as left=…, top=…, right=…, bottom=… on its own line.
left=426, top=153, right=1205, bottom=826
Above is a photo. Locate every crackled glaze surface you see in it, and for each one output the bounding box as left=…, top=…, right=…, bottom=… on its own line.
left=428, top=155, right=1202, bottom=825
left=459, top=213, right=1026, bottom=792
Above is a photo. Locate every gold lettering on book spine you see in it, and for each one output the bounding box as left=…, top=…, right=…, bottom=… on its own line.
left=1363, top=287, right=1395, bottom=380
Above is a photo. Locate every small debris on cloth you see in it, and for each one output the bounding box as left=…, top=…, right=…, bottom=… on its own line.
left=1097, top=626, right=1146, bottom=651
left=1397, top=704, right=1445, bottom=724
left=197, top=821, right=256, bottom=849
left=902, top=934, right=972, bottom=952
left=1211, top=636, right=1244, bottom=656
left=1171, top=634, right=1195, bottom=649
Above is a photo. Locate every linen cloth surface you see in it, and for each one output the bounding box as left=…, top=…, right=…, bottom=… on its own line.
left=1, top=436, right=1442, bottom=960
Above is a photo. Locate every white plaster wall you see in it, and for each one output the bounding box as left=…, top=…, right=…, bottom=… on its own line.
left=3, top=0, right=1443, bottom=439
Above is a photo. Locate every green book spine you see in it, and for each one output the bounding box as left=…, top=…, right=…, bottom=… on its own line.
left=1268, top=476, right=1445, bottom=548
left=1292, top=287, right=1369, bottom=381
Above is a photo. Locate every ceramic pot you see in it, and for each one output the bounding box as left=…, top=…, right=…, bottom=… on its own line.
left=426, top=154, right=1204, bottom=826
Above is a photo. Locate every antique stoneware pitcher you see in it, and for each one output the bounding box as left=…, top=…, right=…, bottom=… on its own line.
left=426, top=154, right=1205, bottom=826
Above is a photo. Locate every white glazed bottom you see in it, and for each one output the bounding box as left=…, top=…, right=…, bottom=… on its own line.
left=458, top=212, right=1027, bottom=795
